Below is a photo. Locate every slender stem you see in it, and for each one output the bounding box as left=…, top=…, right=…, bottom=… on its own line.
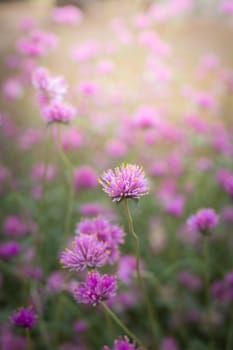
left=101, top=302, right=147, bottom=350
left=25, top=328, right=32, bottom=350
left=124, top=199, right=158, bottom=348
left=57, top=125, right=74, bottom=242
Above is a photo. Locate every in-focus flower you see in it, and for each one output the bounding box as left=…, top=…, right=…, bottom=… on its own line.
left=76, top=216, right=125, bottom=263
left=187, top=208, right=219, bottom=235
left=99, top=163, right=149, bottom=202
left=103, top=336, right=138, bottom=350
left=73, top=270, right=117, bottom=306
left=42, top=99, right=76, bottom=124
left=60, top=235, right=109, bottom=271
left=11, top=306, right=37, bottom=329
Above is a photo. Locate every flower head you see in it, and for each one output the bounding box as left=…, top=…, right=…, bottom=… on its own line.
left=73, top=270, right=117, bottom=306
left=60, top=235, right=109, bottom=271
left=76, top=216, right=125, bottom=264
left=99, top=164, right=149, bottom=202
left=187, top=208, right=219, bottom=235
left=11, top=306, right=37, bottom=329
left=103, top=336, right=138, bottom=350
left=42, top=99, right=76, bottom=124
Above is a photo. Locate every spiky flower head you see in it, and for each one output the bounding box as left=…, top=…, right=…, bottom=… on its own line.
left=99, top=164, right=149, bottom=202
left=11, top=306, right=37, bottom=329
left=103, top=336, right=138, bottom=350
left=73, top=270, right=117, bottom=306
left=60, top=234, right=109, bottom=271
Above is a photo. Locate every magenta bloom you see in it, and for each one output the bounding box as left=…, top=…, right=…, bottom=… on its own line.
left=42, top=99, right=76, bottom=124
left=187, top=208, right=219, bottom=235
left=73, top=270, right=117, bottom=306
left=11, top=306, right=37, bottom=329
left=60, top=235, right=109, bottom=271
left=99, top=164, right=149, bottom=202
left=103, top=336, right=137, bottom=350
left=0, top=241, right=21, bottom=259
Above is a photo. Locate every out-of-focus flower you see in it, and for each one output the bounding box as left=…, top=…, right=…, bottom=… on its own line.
left=42, top=99, right=76, bottom=124
left=51, top=6, right=83, bottom=25
left=73, top=320, right=88, bottom=333
left=117, top=255, right=144, bottom=285
left=73, top=270, right=117, bottom=306
left=177, top=270, right=202, bottom=292
left=17, top=30, right=58, bottom=57
left=11, top=306, right=37, bottom=329
left=1, top=78, right=23, bottom=101
left=99, top=163, right=149, bottom=202
left=159, top=336, right=179, bottom=350
left=0, top=241, right=21, bottom=259
left=47, top=271, right=65, bottom=293
left=60, top=235, right=109, bottom=271
left=73, top=166, right=98, bottom=191
left=3, top=215, right=27, bottom=238
left=187, top=208, right=219, bottom=235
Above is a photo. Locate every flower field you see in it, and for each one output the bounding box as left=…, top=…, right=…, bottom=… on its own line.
left=0, top=1, right=233, bottom=349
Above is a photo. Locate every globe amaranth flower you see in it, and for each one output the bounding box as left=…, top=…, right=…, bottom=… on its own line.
left=11, top=306, right=37, bottom=329
left=103, top=336, right=138, bottom=350
left=99, top=163, right=149, bottom=202
left=73, top=270, right=117, bottom=306
left=42, top=99, right=76, bottom=124
left=60, top=235, right=109, bottom=271
left=76, top=216, right=125, bottom=263
left=187, top=208, right=218, bottom=235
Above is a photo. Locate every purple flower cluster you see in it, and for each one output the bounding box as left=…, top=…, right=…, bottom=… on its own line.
left=103, top=336, right=138, bottom=350
left=73, top=270, right=117, bottom=306
left=187, top=208, right=219, bottom=235
left=99, top=164, right=149, bottom=202
left=61, top=216, right=123, bottom=306
left=60, top=235, right=109, bottom=271
left=11, top=306, right=37, bottom=329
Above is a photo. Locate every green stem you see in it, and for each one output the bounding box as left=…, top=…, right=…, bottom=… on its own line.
left=101, top=302, right=147, bottom=349
left=57, top=125, right=74, bottom=242
left=25, top=328, right=32, bottom=350
left=124, top=199, right=158, bottom=349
